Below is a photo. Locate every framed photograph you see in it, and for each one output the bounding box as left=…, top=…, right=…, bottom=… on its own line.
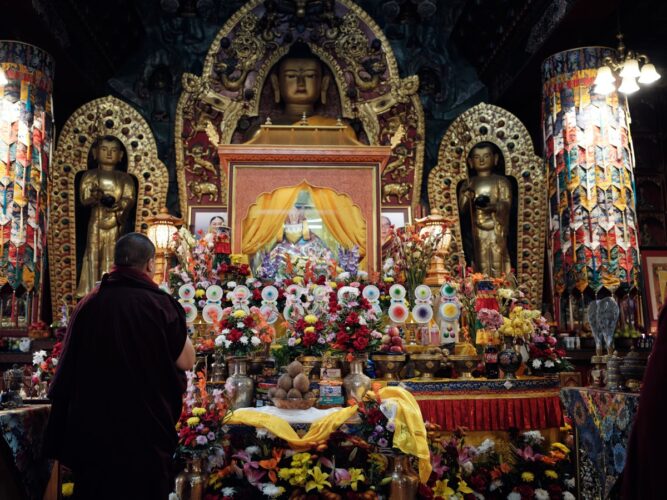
left=189, top=206, right=228, bottom=236
left=641, top=250, right=667, bottom=332
left=221, top=144, right=387, bottom=278
left=381, top=206, right=412, bottom=232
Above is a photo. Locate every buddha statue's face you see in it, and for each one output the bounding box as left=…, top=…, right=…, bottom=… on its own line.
left=468, top=146, right=498, bottom=175
left=278, top=58, right=323, bottom=106
left=94, top=139, right=124, bottom=168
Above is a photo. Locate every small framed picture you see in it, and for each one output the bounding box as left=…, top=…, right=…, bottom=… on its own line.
left=189, top=206, right=228, bottom=237
left=381, top=206, right=412, bottom=235
left=641, top=249, right=667, bottom=333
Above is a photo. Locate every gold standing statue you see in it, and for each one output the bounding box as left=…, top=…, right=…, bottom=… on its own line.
left=458, top=142, right=512, bottom=277
left=76, top=136, right=136, bottom=296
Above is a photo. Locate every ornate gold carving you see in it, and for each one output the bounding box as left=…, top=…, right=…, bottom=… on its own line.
left=176, top=0, right=425, bottom=218
left=427, top=103, right=546, bottom=308
left=48, top=95, right=169, bottom=318
left=188, top=180, right=219, bottom=203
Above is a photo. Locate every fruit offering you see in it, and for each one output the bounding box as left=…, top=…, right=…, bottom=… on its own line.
left=378, top=325, right=405, bottom=353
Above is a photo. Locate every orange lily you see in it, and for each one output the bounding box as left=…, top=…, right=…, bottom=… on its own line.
left=259, top=448, right=284, bottom=483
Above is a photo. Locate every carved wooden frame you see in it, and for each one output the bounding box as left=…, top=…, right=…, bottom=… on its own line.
left=427, top=103, right=546, bottom=308
left=48, top=96, right=169, bottom=317
left=175, top=0, right=424, bottom=219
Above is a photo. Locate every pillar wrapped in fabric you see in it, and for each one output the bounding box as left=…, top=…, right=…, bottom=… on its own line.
left=0, top=41, right=54, bottom=328
left=542, top=47, right=640, bottom=328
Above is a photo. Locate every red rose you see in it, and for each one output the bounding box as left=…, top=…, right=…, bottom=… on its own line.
left=515, top=485, right=534, bottom=499
left=345, top=312, right=359, bottom=325
left=243, top=316, right=255, bottom=327
left=353, top=336, right=369, bottom=351
left=227, top=329, right=242, bottom=342
left=303, top=332, right=318, bottom=347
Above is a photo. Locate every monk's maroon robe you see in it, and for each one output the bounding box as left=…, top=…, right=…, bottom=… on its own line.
left=45, top=267, right=187, bottom=499
left=621, top=303, right=667, bottom=499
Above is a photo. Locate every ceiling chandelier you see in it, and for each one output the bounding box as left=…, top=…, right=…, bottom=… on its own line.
left=594, top=33, right=661, bottom=95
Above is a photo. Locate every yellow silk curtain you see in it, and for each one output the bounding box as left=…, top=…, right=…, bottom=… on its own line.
left=241, top=182, right=367, bottom=261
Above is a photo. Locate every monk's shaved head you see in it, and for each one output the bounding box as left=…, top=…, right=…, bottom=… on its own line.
left=114, top=232, right=155, bottom=268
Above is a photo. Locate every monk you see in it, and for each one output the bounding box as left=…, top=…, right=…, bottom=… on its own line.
left=621, top=297, right=666, bottom=499
left=45, top=233, right=195, bottom=499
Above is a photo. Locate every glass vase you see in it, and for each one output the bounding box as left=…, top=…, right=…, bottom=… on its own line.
left=388, top=454, right=420, bottom=500
left=343, top=357, right=371, bottom=402
left=226, top=357, right=254, bottom=409
left=174, top=456, right=207, bottom=500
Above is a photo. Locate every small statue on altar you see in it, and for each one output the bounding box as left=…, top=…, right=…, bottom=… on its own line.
left=458, top=142, right=512, bottom=277
left=76, top=136, right=136, bottom=297
left=213, top=226, right=231, bottom=268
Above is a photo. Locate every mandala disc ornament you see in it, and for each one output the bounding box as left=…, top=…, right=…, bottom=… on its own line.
left=206, top=285, right=223, bottom=302
left=388, top=303, right=409, bottom=324
left=180, top=302, right=198, bottom=323
left=260, top=305, right=279, bottom=324
left=203, top=304, right=223, bottom=324
left=389, top=284, right=407, bottom=301
left=412, top=304, right=433, bottom=324
left=440, top=283, right=456, bottom=298
left=261, top=286, right=279, bottom=302
left=232, top=285, right=251, bottom=301
left=414, top=285, right=432, bottom=302
left=178, top=284, right=195, bottom=301
left=362, top=285, right=380, bottom=302
left=439, top=302, right=461, bottom=321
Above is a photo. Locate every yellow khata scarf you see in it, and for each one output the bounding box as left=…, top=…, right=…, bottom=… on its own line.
left=227, top=386, right=432, bottom=482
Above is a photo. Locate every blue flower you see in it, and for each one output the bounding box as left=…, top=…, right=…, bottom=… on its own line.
left=613, top=442, right=627, bottom=473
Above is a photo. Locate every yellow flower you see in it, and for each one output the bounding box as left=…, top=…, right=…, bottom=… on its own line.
left=232, top=309, right=247, bottom=319
left=195, top=289, right=206, bottom=298
left=192, top=407, right=206, bottom=416
left=521, top=472, right=534, bottom=482
left=552, top=442, right=570, bottom=454
left=306, top=466, right=331, bottom=492
left=384, top=277, right=395, bottom=283
left=304, top=314, right=318, bottom=324
left=329, top=282, right=338, bottom=289
left=433, top=479, right=455, bottom=498
left=545, top=470, right=558, bottom=479
left=349, top=468, right=365, bottom=491
left=304, top=326, right=316, bottom=334
left=62, top=482, right=74, bottom=497
left=186, top=416, right=200, bottom=427
left=458, top=478, right=473, bottom=494
left=291, top=452, right=312, bottom=468
left=293, top=276, right=304, bottom=284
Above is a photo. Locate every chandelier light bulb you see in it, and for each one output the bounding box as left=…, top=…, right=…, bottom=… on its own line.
left=638, top=63, right=661, bottom=84
left=595, top=66, right=615, bottom=86
left=594, top=81, right=616, bottom=95
left=620, top=58, right=641, bottom=79
left=0, top=67, right=8, bottom=86
left=618, top=76, right=640, bottom=94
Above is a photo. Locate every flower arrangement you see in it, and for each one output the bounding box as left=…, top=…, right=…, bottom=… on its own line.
left=213, top=307, right=275, bottom=358
left=392, top=224, right=447, bottom=303
left=31, top=340, right=62, bottom=383
left=328, top=284, right=382, bottom=358
left=176, top=371, right=230, bottom=458
left=498, top=307, right=541, bottom=339
left=356, top=384, right=396, bottom=450
left=528, top=321, right=572, bottom=373
left=285, top=312, right=328, bottom=356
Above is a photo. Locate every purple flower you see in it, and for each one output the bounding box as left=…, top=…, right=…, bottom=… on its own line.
left=196, top=435, right=208, bottom=446
left=207, top=432, right=216, bottom=441
left=377, top=438, right=389, bottom=448
left=375, top=425, right=384, bottom=433
left=386, top=422, right=395, bottom=432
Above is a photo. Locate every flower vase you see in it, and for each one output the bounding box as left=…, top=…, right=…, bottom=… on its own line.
left=498, top=337, right=521, bottom=379
left=388, top=454, right=419, bottom=500
left=174, top=457, right=207, bottom=500
left=226, top=357, right=254, bottom=409
left=343, top=357, right=371, bottom=402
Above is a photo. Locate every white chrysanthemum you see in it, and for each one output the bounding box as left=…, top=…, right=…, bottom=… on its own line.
left=490, top=480, right=502, bottom=491
left=227, top=281, right=237, bottom=289
left=507, top=493, right=522, bottom=500
left=462, top=461, right=474, bottom=474
left=545, top=360, right=555, bottom=368
left=32, top=350, right=47, bottom=365
left=261, top=483, right=284, bottom=498
left=563, top=492, right=575, bottom=500
left=535, top=489, right=550, bottom=500
left=523, top=430, right=545, bottom=445
left=477, top=438, right=495, bottom=455
left=251, top=336, right=261, bottom=346
left=214, top=335, right=226, bottom=347
left=240, top=336, right=249, bottom=345
left=565, top=477, right=575, bottom=488
left=245, top=445, right=260, bottom=455
left=222, top=487, right=236, bottom=496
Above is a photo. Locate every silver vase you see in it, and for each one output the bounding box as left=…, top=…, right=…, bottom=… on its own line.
left=343, top=357, right=371, bottom=402
left=174, top=457, right=207, bottom=500
left=226, top=357, right=254, bottom=409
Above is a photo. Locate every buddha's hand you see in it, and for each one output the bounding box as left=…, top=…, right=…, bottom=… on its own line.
left=473, top=194, right=491, bottom=208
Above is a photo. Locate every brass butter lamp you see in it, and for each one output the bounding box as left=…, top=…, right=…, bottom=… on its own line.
left=146, top=208, right=184, bottom=284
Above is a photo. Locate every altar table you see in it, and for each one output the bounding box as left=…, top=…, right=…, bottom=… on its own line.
left=388, top=376, right=564, bottom=431
left=560, top=387, right=639, bottom=500
left=0, top=404, right=52, bottom=500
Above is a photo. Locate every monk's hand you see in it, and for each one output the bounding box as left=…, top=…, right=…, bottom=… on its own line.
left=100, top=194, right=116, bottom=208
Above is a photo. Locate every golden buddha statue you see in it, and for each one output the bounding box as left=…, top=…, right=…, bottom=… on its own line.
left=263, top=43, right=357, bottom=139
left=458, top=142, right=512, bottom=277
left=76, top=136, right=136, bottom=297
